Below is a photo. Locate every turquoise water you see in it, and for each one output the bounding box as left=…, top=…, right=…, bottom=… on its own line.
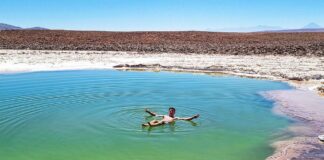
left=0, top=70, right=291, bottom=160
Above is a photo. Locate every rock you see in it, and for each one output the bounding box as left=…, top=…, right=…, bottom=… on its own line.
left=318, top=86, right=324, bottom=94
left=113, top=64, right=162, bottom=69
left=288, top=77, right=304, bottom=81
left=206, top=65, right=227, bottom=71
left=113, top=64, right=129, bottom=68
left=312, top=74, right=323, bottom=80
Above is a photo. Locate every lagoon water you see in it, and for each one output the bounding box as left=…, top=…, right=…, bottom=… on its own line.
left=0, top=70, right=291, bottom=160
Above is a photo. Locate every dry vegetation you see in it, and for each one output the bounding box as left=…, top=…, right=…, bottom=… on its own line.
left=0, top=30, right=324, bottom=56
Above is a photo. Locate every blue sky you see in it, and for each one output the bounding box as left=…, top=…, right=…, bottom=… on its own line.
left=0, top=0, right=323, bottom=31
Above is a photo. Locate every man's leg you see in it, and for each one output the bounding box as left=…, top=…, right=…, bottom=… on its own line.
left=142, top=120, right=164, bottom=127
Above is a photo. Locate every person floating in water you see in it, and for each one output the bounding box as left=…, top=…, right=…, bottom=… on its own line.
left=142, top=107, right=200, bottom=127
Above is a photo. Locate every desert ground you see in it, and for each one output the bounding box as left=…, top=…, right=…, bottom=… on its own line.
left=0, top=30, right=323, bottom=56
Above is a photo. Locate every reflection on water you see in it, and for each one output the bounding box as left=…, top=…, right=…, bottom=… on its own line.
left=0, top=70, right=292, bottom=160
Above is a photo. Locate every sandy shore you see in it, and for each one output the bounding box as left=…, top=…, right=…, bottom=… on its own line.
left=0, top=49, right=323, bottom=159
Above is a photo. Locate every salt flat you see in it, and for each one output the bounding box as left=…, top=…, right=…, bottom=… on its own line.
left=1, top=49, right=323, bottom=90
left=0, top=49, right=323, bottom=79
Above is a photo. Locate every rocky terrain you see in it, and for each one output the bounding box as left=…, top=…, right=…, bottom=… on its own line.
left=0, top=30, right=324, bottom=56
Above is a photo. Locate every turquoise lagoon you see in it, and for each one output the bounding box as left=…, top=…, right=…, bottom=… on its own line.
left=0, top=70, right=292, bottom=160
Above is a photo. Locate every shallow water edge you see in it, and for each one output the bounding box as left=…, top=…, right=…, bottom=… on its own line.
left=263, top=90, right=324, bottom=160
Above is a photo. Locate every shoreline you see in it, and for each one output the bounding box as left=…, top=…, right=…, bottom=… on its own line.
left=264, top=90, right=324, bottom=160
left=0, top=49, right=323, bottom=159
left=1, top=49, right=322, bottom=93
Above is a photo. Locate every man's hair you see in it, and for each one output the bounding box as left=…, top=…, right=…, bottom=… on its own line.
left=169, top=107, right=176, bottom=111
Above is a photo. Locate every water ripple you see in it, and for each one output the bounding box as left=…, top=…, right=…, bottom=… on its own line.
left=0, top=70, right=291, bottom=139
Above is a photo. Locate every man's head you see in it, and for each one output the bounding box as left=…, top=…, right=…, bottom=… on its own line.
left=168, top=107, right=176, bottom=117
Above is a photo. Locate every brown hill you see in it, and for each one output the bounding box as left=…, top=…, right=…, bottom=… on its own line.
left=0, top=30, right=323, bottom=56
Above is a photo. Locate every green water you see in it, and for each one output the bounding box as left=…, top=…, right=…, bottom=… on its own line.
left=0, top=70, right=291, bottom=160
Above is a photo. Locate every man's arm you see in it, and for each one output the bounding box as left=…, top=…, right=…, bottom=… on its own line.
left=145, top=109, right=158, bottom=116
left=177, top=114, right=200, bottom=121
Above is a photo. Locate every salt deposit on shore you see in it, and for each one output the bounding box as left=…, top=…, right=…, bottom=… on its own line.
left=1, top=49, right=323, bottom=90
left=264, top=90, right=324, bottom=160
left=0, top=49, right=323, bottom=78
left=0, top=49, right=323, bottom=159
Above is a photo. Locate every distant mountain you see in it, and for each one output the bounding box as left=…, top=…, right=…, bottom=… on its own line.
left=25, top=27, right=49, bottom=30
left=260, top=23, right=324, bottom=33
left=1, top=22, right=322, bottom=33
left=213, top=25, right=283, bottom=32
left=303, top=23, right=322, bottom=29
left=266, top=28, right=324, bottom=33
left=209, top=23, right=324, bottom=33
left=0, top=23, right=22, bottom=30
left=0, top=23, right=48, bottom=30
